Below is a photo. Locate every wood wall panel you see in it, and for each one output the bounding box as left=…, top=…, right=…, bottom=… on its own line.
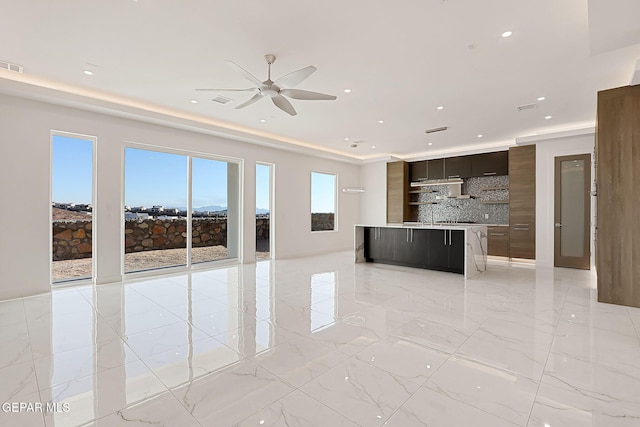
left=596, top=85, right=640, bottom=307
left=387, top=161, right=409, bottom=223
left=509, top=145, right=536, bottom=259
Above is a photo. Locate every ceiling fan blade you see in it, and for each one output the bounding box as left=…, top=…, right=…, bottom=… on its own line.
left=272, top=95, right=297, bottom=116
left=225, top=60, right=264, bottom=87
left=235, top=93, right=263, bottom=109
left=274, top=65, right=317, bottom=88
left=195, top=88, right=258, bottom=92
left=280, top=89, right=337, bottom=101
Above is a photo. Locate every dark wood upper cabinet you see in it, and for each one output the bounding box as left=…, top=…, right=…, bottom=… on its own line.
left=471, top=151, right=509, bottom=177
left=427, top=158, right=444, bottom=180
left=409, top=160, right=427, bottom=182
left=444, top=156, right=472, bottom=179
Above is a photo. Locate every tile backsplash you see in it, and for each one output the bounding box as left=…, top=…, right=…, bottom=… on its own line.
left=416, top=175, right=509, bottom=224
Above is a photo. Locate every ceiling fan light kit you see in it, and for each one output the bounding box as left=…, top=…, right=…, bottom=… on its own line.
left=196, top=54, right=337, bottom=116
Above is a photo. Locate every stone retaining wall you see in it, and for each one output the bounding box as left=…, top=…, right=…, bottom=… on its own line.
left=53, top=221, right=92, bottom=261
left=311, top=213, right=335, bottom=231
left=52, top=217, right=270, bottom=260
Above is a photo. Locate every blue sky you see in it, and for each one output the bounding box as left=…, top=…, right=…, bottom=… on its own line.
left=311, top=172, right=336, bottom=213
left=52, top=136, right=335, bottom=212
left=256, top=163, right=270, bottom=211
left=52, top=135, right=93, bottom=204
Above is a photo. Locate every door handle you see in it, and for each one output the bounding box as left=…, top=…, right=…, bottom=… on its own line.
left=555, top=223, right=562, bottom=228
left=484, top=172, right=497, bottom=176
left=407, top=228, right=410, bottom=242
left=444, top=230, right=447, bottom=245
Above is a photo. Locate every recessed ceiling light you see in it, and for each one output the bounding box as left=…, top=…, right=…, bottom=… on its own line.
left=545, top=115, right=553, bottom=120
left=344, top=88, right=352, bottom=93
left=477, top=134, right=483, bottom=138
left=428, top=142, right=433, bottom=146
left=190, top=99, right=198, bottom=104
left=537, top=96, right=546, bottom=101
left=344, top=137, right=350, bottom=141
left=502, top=31, right=513, bottom=38
left=378, top=120, right=384, bottom=124
left=436, top=106, right=444, bottom=110
left=83, top=70, right=94, bottom=76
left=260, top=119, right=266, bottom=123
left=371, top=145, right=376, bottom=149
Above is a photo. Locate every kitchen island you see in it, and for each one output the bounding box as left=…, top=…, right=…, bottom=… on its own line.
left=355, top=224, right=487, bottom=279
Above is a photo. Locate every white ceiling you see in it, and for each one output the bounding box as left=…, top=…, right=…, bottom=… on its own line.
left=1, top=0, right=639, bottom=161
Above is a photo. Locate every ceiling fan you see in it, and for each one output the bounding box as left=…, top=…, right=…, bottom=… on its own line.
left=196, top=54, right=336, bottom=116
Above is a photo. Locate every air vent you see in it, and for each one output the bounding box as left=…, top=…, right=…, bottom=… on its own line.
left=212, top=96, right=232, bottom=104
left=0, top=60, right=24, bottom=73
left=425, top=126, right=448, bottom=134
left=516, top=103, right=538, bottom=112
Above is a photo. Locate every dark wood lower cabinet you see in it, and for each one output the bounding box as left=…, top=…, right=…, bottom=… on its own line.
left=365, top=227, right=464, bottom=274
left=487, top=226, right=509, bottom=257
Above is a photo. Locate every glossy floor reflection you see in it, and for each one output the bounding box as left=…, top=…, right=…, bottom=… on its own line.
left=1, top=252, right=639, bottom=426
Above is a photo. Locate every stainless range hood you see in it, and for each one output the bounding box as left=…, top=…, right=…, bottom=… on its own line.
left=410, top=178, right=471, bottom=199
left=410, top=178, right=463, bottom=187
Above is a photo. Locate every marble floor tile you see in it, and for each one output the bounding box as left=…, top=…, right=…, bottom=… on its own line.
left=237, top=390, right=358, bottom=426
left=40, top=360, right=168, bottom=427
left=550, top=320, right=640, bottom=371
left=0, top=391, right=46, bottom=427
left=124, top=321, right=210, bottom=359
left=424, top=355, right=539, bottom=425
left=170, top=359, right=294, bottom=426
left=3, top=252, right=640, bottom=426
left=300, top=358, right=420, bottom=426
left=0, top=360, right=39, bottom=402
left=103, top=307, right=184, bottom=337
left=29, top=313, right=123, bottom=359
left=0, top=299, right=27, bottom=326
left=393, top=315, right=473, bottom=354
left=88, top=391, right=201, bottom=427
left=286, top=316, right=385, bottom=356
left=456, top=311, right=555, bottom=380
left=355, top=336, right=450, bottom=386
left=34, top=339, right=138, bottom=390
left=529, top=355, right=640, bottom=427
left=251, top=333, right=349, bottom=387
left=384, top=386, right=519, bottom=427
left=0, top=320, right=32, bottom=369
left=141, top=337, right=242, bottom=389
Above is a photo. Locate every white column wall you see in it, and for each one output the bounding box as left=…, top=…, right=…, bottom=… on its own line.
left=0, top=94, right=360, bottom=300
left=358, top=161, right=387, bottom=225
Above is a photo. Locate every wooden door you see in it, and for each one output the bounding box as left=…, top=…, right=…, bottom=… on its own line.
left=554, top=154, right=591, bottom=269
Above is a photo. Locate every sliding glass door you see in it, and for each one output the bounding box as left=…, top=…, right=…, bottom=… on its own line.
left=124, top=148, right=188, bottom=273
left=124, top=146, right=240, bottom=274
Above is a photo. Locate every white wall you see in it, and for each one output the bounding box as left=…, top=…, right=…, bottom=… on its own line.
left=0, top=94, right=360, bottom=300
left=359, top=161, right=387, bottom=225
left=533, top=132, right=596, bottom=267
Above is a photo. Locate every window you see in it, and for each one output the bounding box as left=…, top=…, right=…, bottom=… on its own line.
left=311, top=172, right=336, bottom=232
left=256, top=163, right=273, bottom=259
left=51, top=133, right=95, bottom=283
